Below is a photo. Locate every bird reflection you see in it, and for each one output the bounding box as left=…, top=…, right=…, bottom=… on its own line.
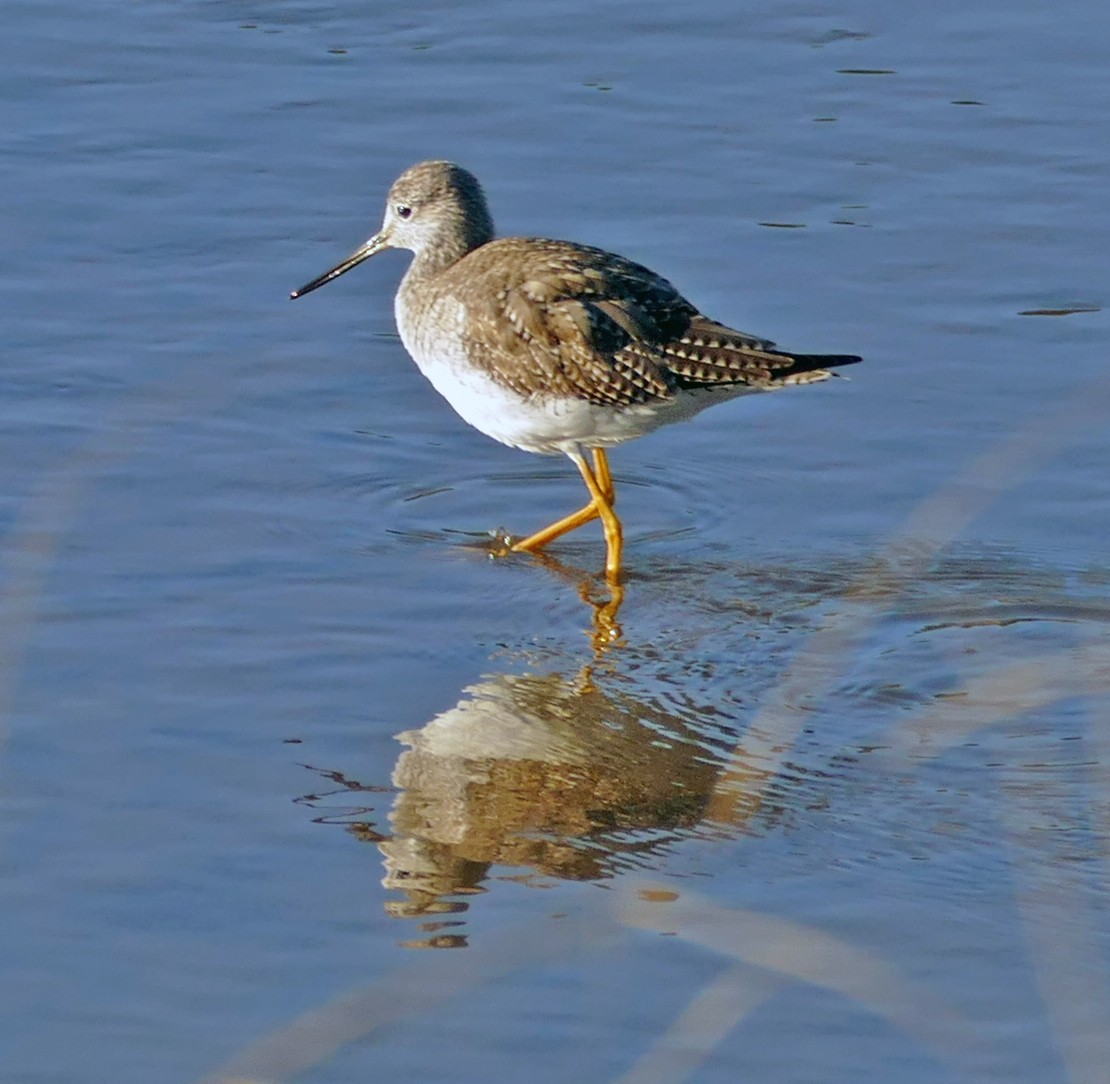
left=382, top=668, right=728, bottom=914
left=299, top=656, right=769, bottom=947
left=292, top=556, right=832, bottom=946
left=474, top=541, right=626, bottom=649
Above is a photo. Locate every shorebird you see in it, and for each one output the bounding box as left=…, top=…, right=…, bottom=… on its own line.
left=291, top=161, right=860, bottom=582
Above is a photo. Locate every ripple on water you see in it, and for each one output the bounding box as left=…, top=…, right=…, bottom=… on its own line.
left=292, top=541, right=1109, bottom=944
left=779, top=552, right=1110, bottom=889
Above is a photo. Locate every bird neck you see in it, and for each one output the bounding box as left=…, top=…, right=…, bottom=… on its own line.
left=412, top=204, right=495, bottom=276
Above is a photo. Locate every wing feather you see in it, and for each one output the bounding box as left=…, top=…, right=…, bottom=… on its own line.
left=448, top=239, right=859, bottom=406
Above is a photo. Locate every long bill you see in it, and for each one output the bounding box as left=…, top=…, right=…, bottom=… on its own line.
left=290, top=232, right=390, bottom=299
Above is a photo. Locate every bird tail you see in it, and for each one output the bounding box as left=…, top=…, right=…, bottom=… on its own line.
left=771, top=352, right=862, bottom=385
left=660, top=314, right=863, bottom=389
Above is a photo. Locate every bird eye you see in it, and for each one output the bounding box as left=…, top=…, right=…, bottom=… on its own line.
left=396, top=204, right=413, bottom=219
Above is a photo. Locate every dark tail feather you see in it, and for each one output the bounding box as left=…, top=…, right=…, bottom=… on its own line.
left=775, top=352, right=863, bottom=375
left=761, top=350, right=861, bottom=388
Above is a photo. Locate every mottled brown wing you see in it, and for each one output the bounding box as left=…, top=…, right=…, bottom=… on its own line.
left=456, top=239, right=696, bottom=406
left=455, top=238, right=861, bottom=404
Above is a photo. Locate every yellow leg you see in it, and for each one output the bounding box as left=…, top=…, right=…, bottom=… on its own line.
left=512, top=448, right=616, bottom=554
left=512, top=500, right=600, bottom=553
left=592, top=448, right=615, bottom=504
left=511, top=448, right=622, bottom=582
left=569, top=450, right=623, bottom=583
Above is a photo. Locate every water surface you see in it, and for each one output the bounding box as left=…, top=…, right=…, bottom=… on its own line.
left=2, top=1, right=1108, bottom=1081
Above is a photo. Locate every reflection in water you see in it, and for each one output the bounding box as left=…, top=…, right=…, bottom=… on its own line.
left=295, top=546, right=1109, bottom=950
left=470, top=544, right=627, bottom=648
left=296, top=647, right=780, bottom=948
left=244, top=544, right=1108, bottom=1077
left=297, top=627, right=777, bottom=946
left=380, top=668, right=748, bottom=924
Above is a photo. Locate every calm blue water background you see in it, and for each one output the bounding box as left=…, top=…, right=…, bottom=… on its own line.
left=3, top=1, right=1108, bottom=1082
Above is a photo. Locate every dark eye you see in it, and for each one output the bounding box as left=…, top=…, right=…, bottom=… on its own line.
left=396, top=204, right=413, bottom=219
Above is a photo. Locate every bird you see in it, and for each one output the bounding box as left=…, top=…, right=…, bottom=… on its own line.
left=291, top=161, right=861, bottom=582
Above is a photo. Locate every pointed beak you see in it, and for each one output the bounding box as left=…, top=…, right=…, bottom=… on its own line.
left=290, top=231, right=391, bottom=299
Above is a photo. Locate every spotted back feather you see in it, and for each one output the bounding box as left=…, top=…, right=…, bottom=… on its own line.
left=430, top=237, right=859, bottom=406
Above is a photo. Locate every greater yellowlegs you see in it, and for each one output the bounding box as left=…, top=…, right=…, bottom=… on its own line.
left=292, top=161, right=861, bottom=581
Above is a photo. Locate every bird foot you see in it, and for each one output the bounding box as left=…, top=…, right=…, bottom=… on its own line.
left=483, top=528, right=519, bottom=559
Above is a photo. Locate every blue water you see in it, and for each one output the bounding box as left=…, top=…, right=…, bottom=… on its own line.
left=3, top=1, right=1108, bottom=1082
